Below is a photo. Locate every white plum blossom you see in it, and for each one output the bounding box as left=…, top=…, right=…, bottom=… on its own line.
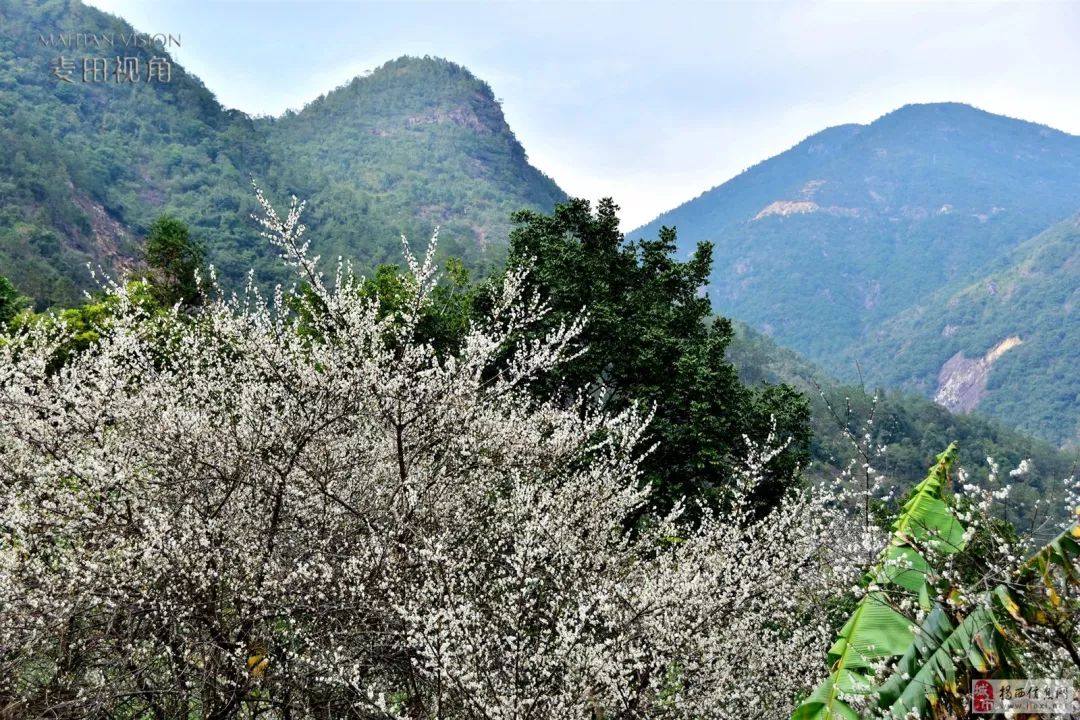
left=0, top=189, right=867, bottom=719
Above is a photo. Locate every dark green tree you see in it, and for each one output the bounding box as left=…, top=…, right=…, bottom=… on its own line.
left=359, top=258, right=475, bottom=357
left=504, top=198, right=812, bottom=518
left=0, top=275, right=30, bottom=328
left=144, top=215, right=206, bottom=306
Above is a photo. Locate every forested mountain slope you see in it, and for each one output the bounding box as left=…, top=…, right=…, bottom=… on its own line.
left=631, top=103, right=1080, bottom=363
left=848, top=213, right=1080, bottom=445
left=0, top=0, right=564, bottom=307
left=727, top=321, right=1077, bottom=529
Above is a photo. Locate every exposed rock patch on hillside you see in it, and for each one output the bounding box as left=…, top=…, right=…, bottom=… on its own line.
left=753, top=200, right=862, bottom=220
left=71, top=190, right=137, bottom=269
left=935, top=336, right=1023, bottom=412
left=754, top=200, right=819, bottom=219
left=405, top=104, right=492, bottom=134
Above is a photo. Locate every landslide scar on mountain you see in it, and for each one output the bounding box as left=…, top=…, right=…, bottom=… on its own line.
left=70, top=188, right=139, bottom=273
left=934, top=336, right=1023, bottom=412
left=754, top=200, right=819, bottom=219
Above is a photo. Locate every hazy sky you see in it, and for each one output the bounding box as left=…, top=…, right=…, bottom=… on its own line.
left=84, top=0, right=1080, bottom=229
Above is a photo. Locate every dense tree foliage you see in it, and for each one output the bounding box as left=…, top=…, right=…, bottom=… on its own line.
left=503, top=198, right=811, bottom=516
left=144, top=215, right=205, bottom=306
left=0, top=276, right=29, bottom=328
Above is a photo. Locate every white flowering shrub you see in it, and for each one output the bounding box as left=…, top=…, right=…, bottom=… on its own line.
left=0, top=190, right=864, bottom=719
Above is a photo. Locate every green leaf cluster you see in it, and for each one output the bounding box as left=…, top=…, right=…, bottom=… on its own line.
left=503, top=198, right=812, bottom=517
left=797, top=443, right=1080, bottom=719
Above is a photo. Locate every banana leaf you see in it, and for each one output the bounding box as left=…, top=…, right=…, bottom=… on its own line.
left=793, top=444, right=963, bottom=720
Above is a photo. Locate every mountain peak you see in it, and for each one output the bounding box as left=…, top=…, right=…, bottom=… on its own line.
left=869, top=101, right=1071, bottom=139
left=369, top=55, right=484, bottom=82
left=337, top=55, right=494, bottom=103
left=630, top=104, right=1080, bottom=388
left=293, top=54, right=504, bottom=135
left=889, top=101, right=981, bottom=115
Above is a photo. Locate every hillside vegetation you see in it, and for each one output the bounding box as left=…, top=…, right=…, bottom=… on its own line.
left=728, top=321, right=1078, bottom=533
left=0, top=0, right=564, bottom=308
left=849, top=213, right=1080, bottom=445
left=632, top=103, right=1080, bottom=445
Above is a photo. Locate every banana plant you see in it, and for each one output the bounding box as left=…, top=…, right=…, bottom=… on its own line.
left=994, top=519, right=1080, bottom=665
left=878, top=519, right=1080, bottom=718
left=793, top=444, right=969, bottom=720
left=795, top=444, right=1080, bottom=720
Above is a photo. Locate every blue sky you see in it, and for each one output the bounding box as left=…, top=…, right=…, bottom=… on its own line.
left=84, top=0, right=1080, bottom=229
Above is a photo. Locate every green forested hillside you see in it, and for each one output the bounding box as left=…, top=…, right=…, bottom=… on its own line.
left=631, top=103, right=1080, bottom=360
left=727, top=321, right=1078, bottom=531
left=631, top=103, right=1080, bottom=446
left=847, top=213, right=1080, bottom=446
left=262, top=57, right=565, bottom=271
left=0, top=0, right=243, bottom=305
left=0, top=0, right=564, bottom=308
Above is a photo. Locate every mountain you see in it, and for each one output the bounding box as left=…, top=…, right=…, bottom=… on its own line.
left=0, top=0, right=564, bottom=308
left=631, top=103, right=1080, bottom=445
left=261, top=58, right=564, bottom=268
left=726, top=321, right=1078, bottom=534
left=848, top=213, right=1080, bottom=445
left=630, top=103, right=1080, bottom=363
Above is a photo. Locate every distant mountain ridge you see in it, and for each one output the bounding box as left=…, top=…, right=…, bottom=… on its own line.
left=631, top=102, right=1080, bottom=445
left=632, top=103, right=1080, bottom=342
left=0, top=0, right=565, bottom=307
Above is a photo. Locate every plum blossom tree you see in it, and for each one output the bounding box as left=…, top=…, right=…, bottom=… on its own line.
left=0, top=187, right=864, bottom=719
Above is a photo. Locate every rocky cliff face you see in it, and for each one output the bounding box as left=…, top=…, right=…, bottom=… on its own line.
left=935, top=336, right=1023, bottom=412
